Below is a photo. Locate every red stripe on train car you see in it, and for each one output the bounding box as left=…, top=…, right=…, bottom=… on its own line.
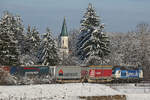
left=23, top=67, right=40, bottom=71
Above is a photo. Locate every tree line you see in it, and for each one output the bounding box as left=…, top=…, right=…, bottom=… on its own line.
left=0, top=11, right=59, bottom=66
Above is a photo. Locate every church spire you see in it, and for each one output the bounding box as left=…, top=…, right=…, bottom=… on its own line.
left=60, top=17, right=68, bottom=36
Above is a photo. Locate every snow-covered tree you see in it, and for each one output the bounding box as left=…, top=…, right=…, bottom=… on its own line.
left=0, top=11, right=20, bottom=65
left=107, top=32, right=125, bottom=65
left=76, top=3, right=110, bottom=65
left=12, top=14, right=25, bottom=55
left=121, top=32, right=140, bottom=65
left=69, top=29, right=79, bottom=56
left=135, top=23, right=150, bottom=79
left=21, top=25, right=41, bottom=65
left=26, top=26, right=41, bottom=54
left=38, top=28, right=60, bottom=66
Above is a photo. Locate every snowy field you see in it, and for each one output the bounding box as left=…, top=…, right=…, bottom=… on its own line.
left=0, top=83, right=150, bottom=100
left=109, top=83, right=150, bottom=100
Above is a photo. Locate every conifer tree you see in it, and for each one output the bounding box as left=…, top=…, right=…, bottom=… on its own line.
left=76, top=3, right=110, bottom=65
left=13, top=14, right=25, bottom=55
left=38, top=28, right=59, bottom=66
left=22, top=25, right=32, bottom=54
left=21, top=25, right=41, bottom=65
left=0, top=11, right=20, bottom=65
left=28, top=26, right=41, bottom=54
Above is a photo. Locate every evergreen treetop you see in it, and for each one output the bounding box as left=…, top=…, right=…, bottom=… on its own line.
left=38, top=28, right=60, bottom=66
left=81, top=3, right=100, bottom=28
left=76, top=3, right=110, bottom=65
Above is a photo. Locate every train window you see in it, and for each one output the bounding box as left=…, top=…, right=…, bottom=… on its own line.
left=121, top=72, right=126, bottom=76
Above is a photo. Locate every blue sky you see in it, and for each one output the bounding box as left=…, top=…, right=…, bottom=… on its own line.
left=0, top=0, right=150, bottom=34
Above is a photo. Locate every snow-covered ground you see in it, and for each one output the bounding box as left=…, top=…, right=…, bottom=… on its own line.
left=0, top=83, right=150, bottom=100
left=0, top=83, right=123, bottom=100
left=109, top=83, right=150, bottom=100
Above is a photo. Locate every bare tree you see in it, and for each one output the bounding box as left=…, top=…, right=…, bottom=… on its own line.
left=136, top=23, right=150, bottom=80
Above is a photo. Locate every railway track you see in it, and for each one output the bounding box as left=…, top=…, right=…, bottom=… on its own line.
left=105, top=82, right=150, bottom=87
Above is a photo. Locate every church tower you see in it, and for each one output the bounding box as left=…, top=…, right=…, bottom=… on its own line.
left=59, top=17, right=69, bottom=55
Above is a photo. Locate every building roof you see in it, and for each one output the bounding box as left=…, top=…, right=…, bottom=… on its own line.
left=60, top=17, right=68, bottom=36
